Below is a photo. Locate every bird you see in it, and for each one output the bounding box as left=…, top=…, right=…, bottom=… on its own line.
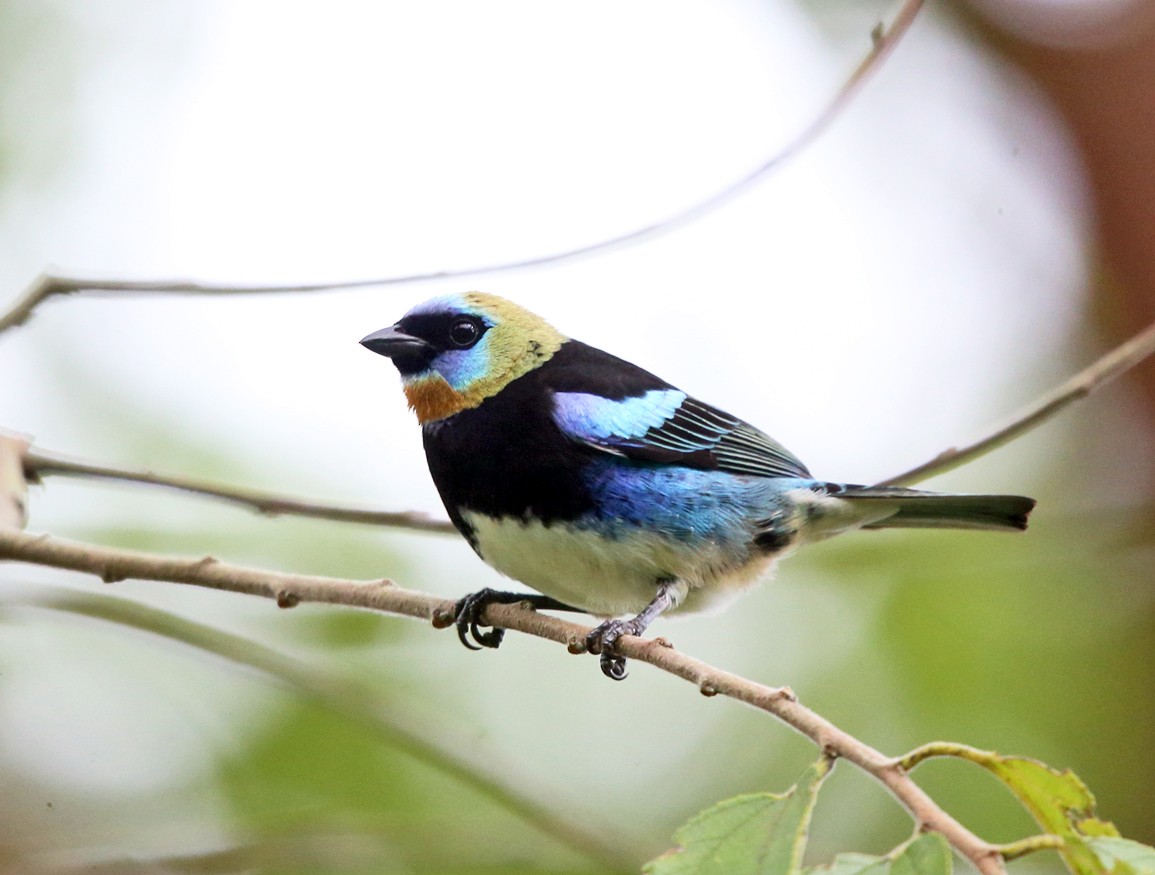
left=360, top=292, right=1035, bottom=680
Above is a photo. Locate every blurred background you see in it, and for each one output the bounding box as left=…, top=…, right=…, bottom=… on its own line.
left=1, top=1, right=1153, bottom=873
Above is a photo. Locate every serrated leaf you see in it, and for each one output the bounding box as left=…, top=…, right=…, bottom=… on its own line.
left=1089, top=838, right=1155, bottom=875
left=644, top=758, right=832, bottom=875
left=917, top=750, right=1119, bottom=875
left=1080, top=819, right=1126, bottom=839
left=809, top=834, right=951, bottom=875
left=982, top=756, right=1117, bottom=875
left=890, top=834, right=952, bottom=875
left=984, top=757, right=1114, bottom=836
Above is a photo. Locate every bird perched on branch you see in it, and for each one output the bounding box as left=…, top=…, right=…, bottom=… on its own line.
left=361, top=293, right=1035, bottom=680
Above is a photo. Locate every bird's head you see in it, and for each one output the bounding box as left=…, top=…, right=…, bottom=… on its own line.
left=360, top=292, right=566, bottom=424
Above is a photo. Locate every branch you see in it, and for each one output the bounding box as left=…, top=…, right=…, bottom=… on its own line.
left=0, top=434, right=28, bottom=530
left=22, top=312, right=1155, bottom=538
left=0, top=0, right=924, bottom=337
left=0, top=526, right=1005, bottom=875
left=996, top=835, right=1066, bottom=862
left=881, top=316, right=1155, bottom=486
left=896, top=741, right=997, bottom=772
left=20, top=302, right=1155, bottom=540
left=22, top=445, right=455, bottom=534
left=6, top=584, right=632, bottom=870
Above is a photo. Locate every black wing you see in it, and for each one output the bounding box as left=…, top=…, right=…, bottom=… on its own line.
left=544, top=342, right=810, bottom=479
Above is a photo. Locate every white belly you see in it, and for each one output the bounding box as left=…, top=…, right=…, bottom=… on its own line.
left=461, top=510, right=782, bottom=617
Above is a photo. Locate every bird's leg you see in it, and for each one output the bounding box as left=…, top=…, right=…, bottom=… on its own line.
left=453, top=588, right=581, bottom=651
left=585, top=578, right=679, bottom=681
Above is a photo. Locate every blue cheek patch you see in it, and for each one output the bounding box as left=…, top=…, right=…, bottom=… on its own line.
left=553, top=389, right=685, bottom=441
left=432, top=334, right=493, bottom=392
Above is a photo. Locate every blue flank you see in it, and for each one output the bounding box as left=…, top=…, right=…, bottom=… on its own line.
left=577, top=455, right=806, bottom=545
left=552, top=389, right=686, bottom=440
left=554, top=389, right=807, bottom=545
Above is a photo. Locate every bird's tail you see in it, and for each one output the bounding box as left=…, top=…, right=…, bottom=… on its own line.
left=835, top=485, right=1035, bottom=532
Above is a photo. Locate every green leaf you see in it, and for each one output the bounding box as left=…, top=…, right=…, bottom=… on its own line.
left=644, top=757, right=832, bottom=875
left=890, top=834, right=952, bottom=875
left=983, top=756, right=1117, bottom=875
left=820, top=854, right=888, bottom=875
left=1088, top=838, right=1155, bottom=875
left=909, top=747, right=1122, bottom=875
left=984, top=756, right=1116, bottom=837
left=810, top=834, right=951, bottom=875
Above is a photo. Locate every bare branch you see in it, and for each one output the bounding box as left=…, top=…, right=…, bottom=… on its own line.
left=23, top=445, right=455, bottom=534
left=997, top=835, right=1066, bottom=861
left=0, top=434, right=29, bottom=530
left=0, top=1, right=924, bottom=337
left=26, top=312, right=1155, bottom=538
left=10, top=585, right=632, bottom=870
left=23, top=289, right=1155, bottom=543
left=880, top=317, right=1155, bottom=486
left=894, top=740, right=996, bottom=772
left=0, top=525, right=1005, bottom=874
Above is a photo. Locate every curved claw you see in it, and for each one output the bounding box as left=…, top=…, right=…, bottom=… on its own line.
left=469, top=617, right=504, bottom=649
left=449, top=588, right=582, bottom=652
left=599, top=652, right=629, bottom=681
left=582, top=580, right=678, bottom=681
left=453, top=588, right=506, bottom=650
left=457, top=622, right=484, bottom=651
left=586, top=618, right=637, bottom=682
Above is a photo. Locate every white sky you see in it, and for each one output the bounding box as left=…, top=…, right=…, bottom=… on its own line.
left=0, top=0, right=1093, bottom=802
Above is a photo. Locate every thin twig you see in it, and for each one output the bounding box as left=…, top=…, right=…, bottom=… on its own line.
left=22, top=312, right=1155, bottom=539
left=895, top=741, right=997, bottom=772
left=0, top=526, right=1004, bottom=875
left=0, top=1, right=924, bottom=337
left=5, top=585, right=631, bottom=871
left=880, top=318, right=1155, bottom=486
left=22, top=446, right=455, bottom=534
left=996, top=835, right=1066, bottom=862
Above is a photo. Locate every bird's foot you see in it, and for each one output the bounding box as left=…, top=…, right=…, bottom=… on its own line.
left=583, top=580, right=680, bottom=681
left=585, top=617, right=648, bottom=681
left=451, top=589, right=581, bottom=651
left=453, top=588, right=508, bottom=650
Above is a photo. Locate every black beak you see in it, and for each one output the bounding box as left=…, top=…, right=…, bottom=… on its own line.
left=359, top=325, right=432, bottom=359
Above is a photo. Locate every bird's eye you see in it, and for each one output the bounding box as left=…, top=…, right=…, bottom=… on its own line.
left=448, top=317, right=482, bottom=348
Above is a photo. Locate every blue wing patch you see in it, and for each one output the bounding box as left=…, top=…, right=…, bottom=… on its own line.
left=551, top=389, right=685, bottom=442
left=552, top=390, right=811, bottom=479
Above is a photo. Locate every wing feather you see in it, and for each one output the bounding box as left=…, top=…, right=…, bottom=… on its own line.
left=551, top=390, right=810, bottom=479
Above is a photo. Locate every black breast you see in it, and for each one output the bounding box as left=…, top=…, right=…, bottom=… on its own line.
left=421, top=340, right=671, bottom=534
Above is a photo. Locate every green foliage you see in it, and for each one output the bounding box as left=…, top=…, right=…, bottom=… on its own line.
left=897, top=745, right=1128, bottom=875
left=645, top=758, right=832, bottom=875
left=646, top=746, right=1155, bottom=875
left=983, top=755, right=1118, bottom=875
left=1088, top=838, right=1155, bottom=875
left=814, top=835, right=951, bottom=875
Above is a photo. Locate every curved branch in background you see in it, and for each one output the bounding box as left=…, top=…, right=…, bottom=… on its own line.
left=14, top=309, right=1155, bottom=537
left=0, top=0, right=924, bottom=337
left=4, top=585, right=631, bottom=871
left=22, top=446, right=455, bottom=535
left=0, top=526, right=1005, bottom=875
left=880, top=316, right=1155, bottom=486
